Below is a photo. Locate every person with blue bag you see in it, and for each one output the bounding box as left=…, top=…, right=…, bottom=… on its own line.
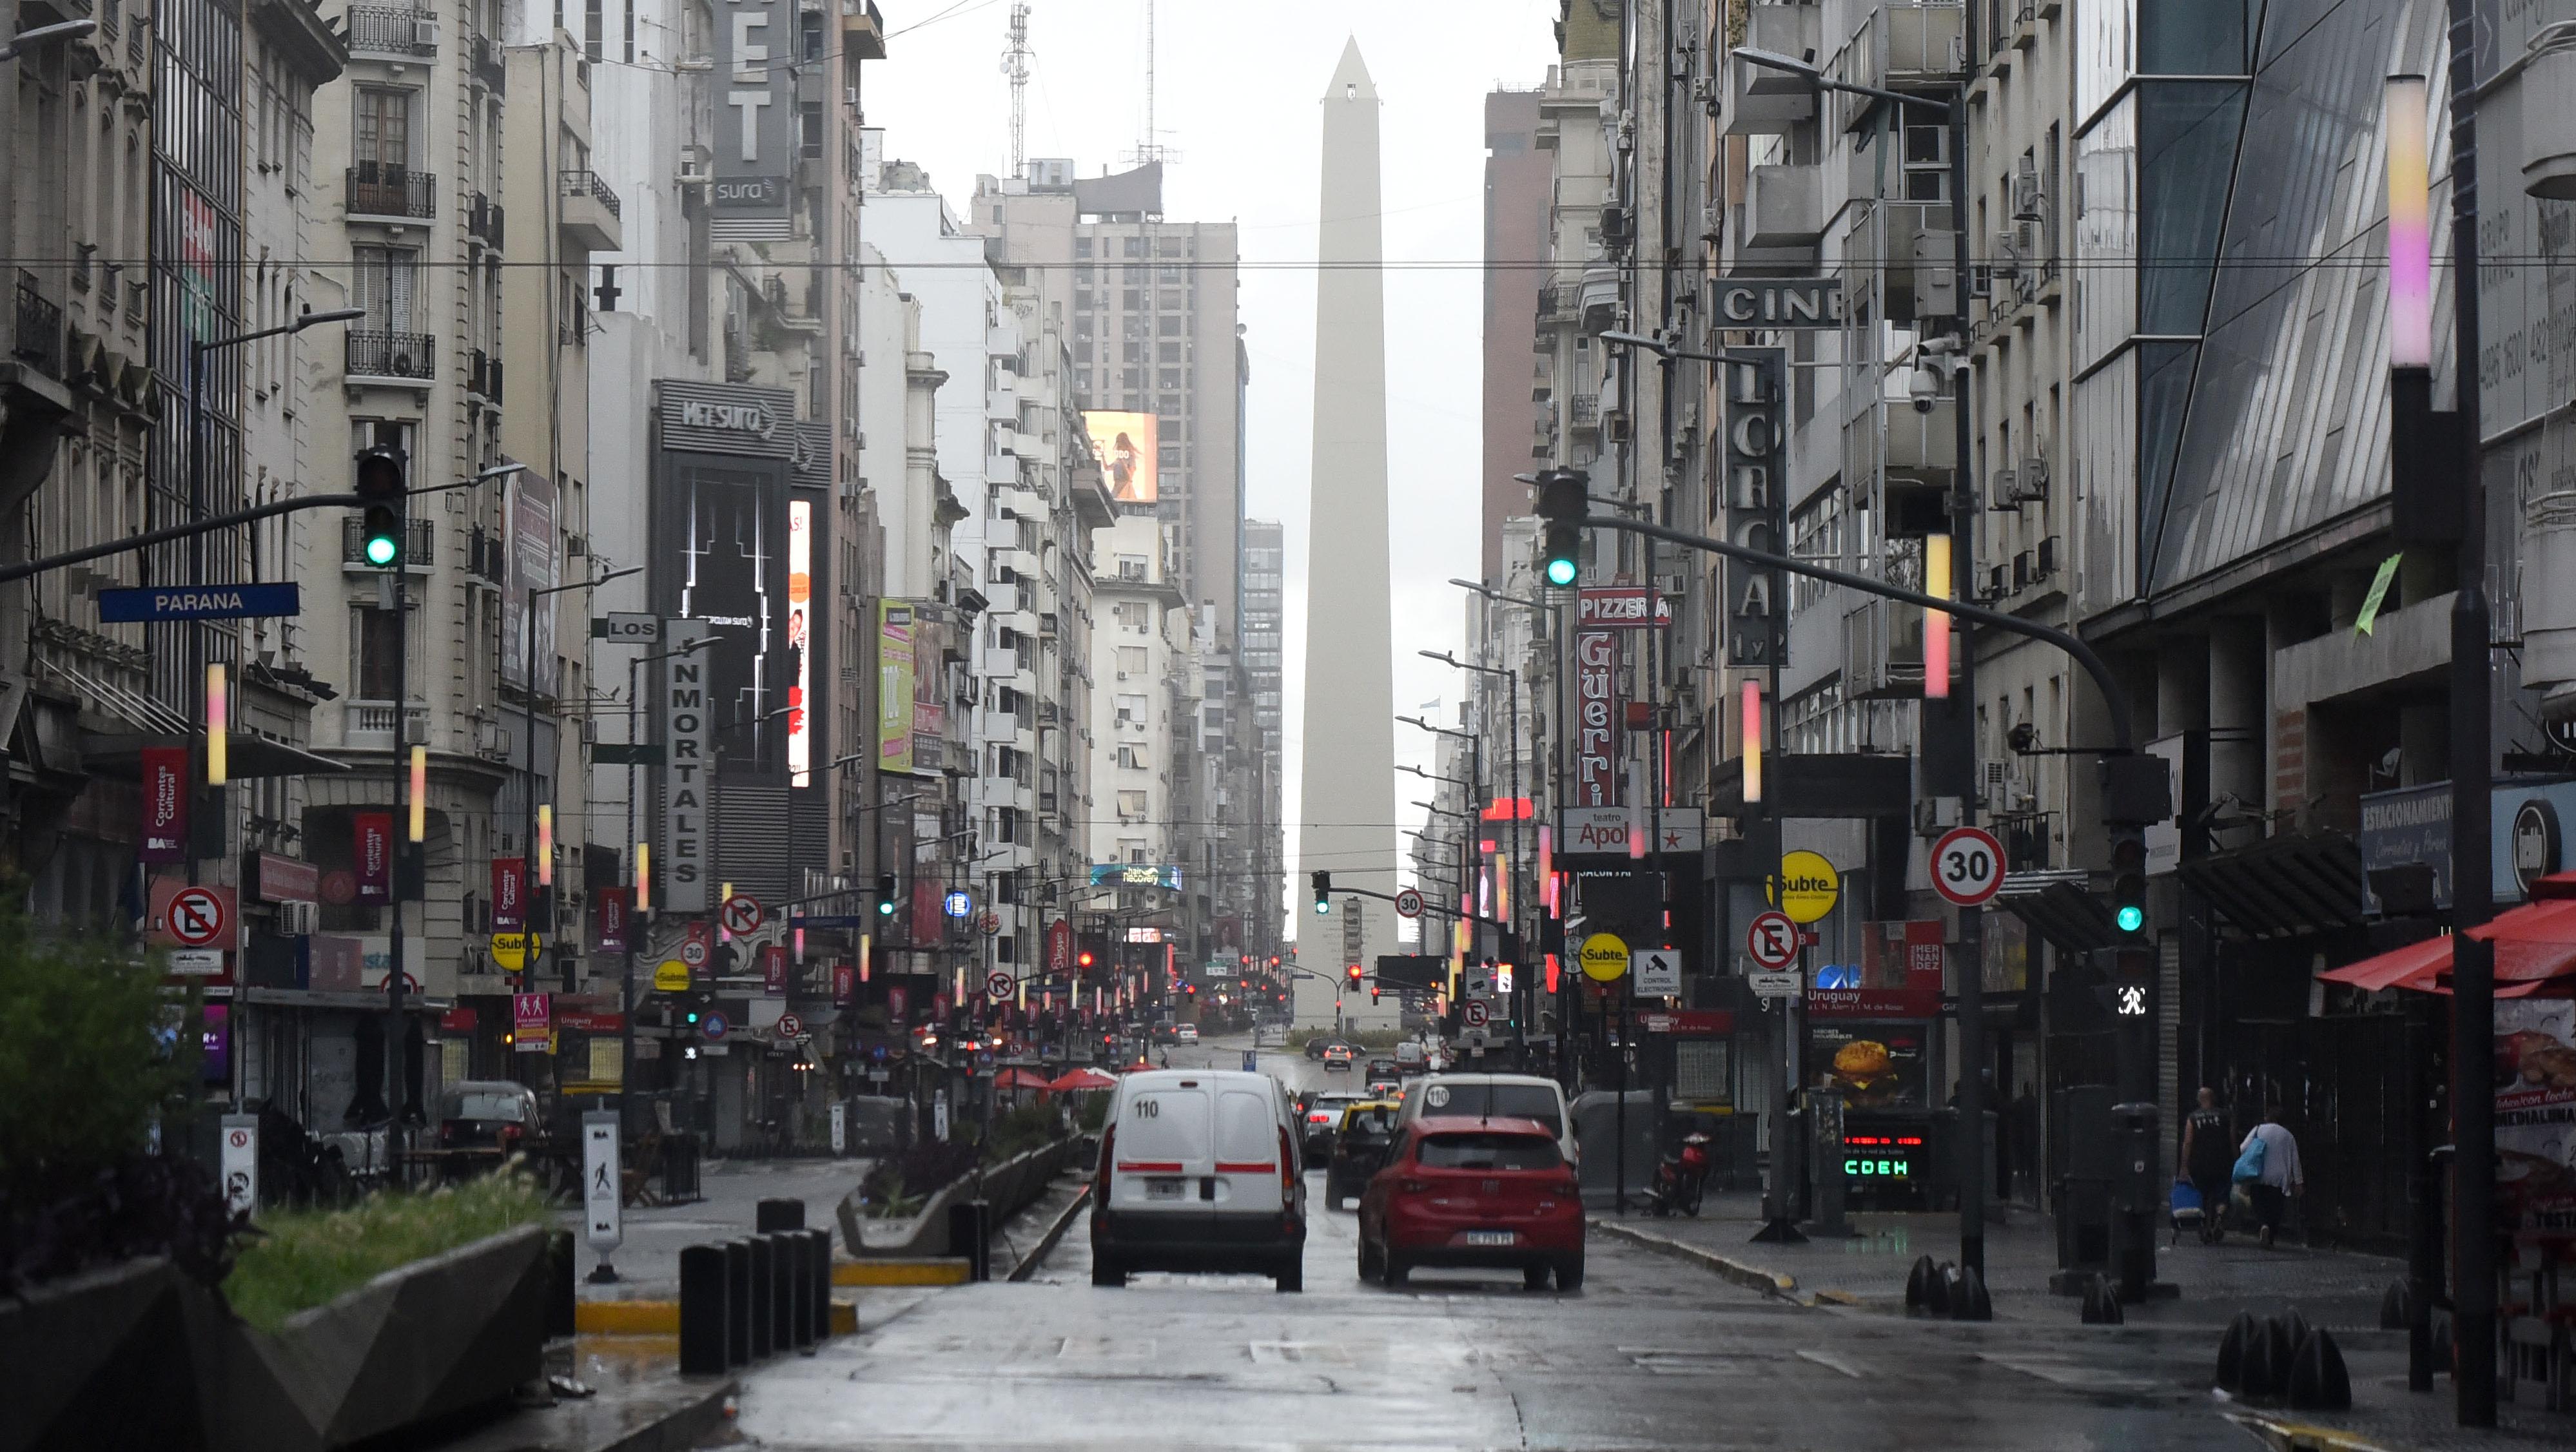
left=2233, top=1107, right=2304, bottom=1248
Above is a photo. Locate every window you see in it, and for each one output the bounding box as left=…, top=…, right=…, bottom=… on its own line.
left=1158, top=342, right=1180, bottom=364
left=1117, top=790, right=1149, bottom=820
left=355, top=607, right=404, bottom=700
left=1116, top=646, right=1147, bottom=677
left=1158, top=316, right=1181, bottom=336
left=352, top=246, right=418, bottom=332
left=1115, top=744, right=1148, bottom=769
left=1416, top=1132, right=1561, bottom=1171
left=354, top=88, right=413, bottom=169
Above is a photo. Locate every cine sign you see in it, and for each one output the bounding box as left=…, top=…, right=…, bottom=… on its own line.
left=1712, top=277, right=1846, bottom=329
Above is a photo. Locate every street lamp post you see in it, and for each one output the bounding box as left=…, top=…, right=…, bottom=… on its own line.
left=0, top=17, right=96, bottom=61
left=181, top=307, right=366, bottom=891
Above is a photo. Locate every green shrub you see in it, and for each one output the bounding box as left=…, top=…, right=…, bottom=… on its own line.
left=982, top=1102, right=1063, bottom=1161
left=223, top=1170, right=551, bottom=1333
left=0, top=904, right=196, bottom=1206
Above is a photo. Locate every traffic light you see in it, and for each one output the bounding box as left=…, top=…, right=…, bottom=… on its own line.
left=2107, top=824, right=2148, bottom=938
left=353, top=445, right=407, bottom=568
left=1532, top=467, right=1589, bottom=588
left=1345, top=963, right=1363, bottom=986
left=1369, top=984, right=1380, bottom=1004
left=1077, top=949, right=1095, bottom=970
left=1312, top=870, right=1331, bottom=915
left=875, top=871, right=897, bottom=916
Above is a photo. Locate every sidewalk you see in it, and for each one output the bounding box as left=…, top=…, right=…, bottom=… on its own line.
left=1597, top=1191, right=2403, bottom=1330
left=567, top=1157, right=868, bottom=1299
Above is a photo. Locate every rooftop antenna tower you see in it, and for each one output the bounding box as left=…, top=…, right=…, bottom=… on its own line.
left=1127, top=0, right=1177, bottom=166
left=1000, top=3, right=1032, bottom=179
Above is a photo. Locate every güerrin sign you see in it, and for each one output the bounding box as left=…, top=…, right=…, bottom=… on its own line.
left=98, top=583, right=301, bottom=623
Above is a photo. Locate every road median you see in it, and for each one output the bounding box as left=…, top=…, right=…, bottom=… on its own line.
left=1590, top=1217, right=1804, bottom=1302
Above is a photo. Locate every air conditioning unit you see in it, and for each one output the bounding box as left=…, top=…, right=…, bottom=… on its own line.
left=1991, top=230, right=2024, bottom=279
left=1698, top=202, right=1722, bottom=240
left=474, top=717, right=509, bottom=760
left=413, top=18, right=441, bottom=48
left=276, top=900, right=319, bottom=936
left=2011, top=456, right=2051, bottom=504
left=2012, top=160, right=2044, bottom=222
left=400, top=709, right=428, bottom=748
left=2013, top=550, right=2033, bottom=592
left=845, top=86, right=859, bottom=107
left=565, top=532, right=590, bottom=557
left=1991, top=467, right=2020, bottom=505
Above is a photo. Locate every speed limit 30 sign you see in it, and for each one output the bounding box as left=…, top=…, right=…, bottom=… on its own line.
left=1929, top=826, right=2007, bottom=907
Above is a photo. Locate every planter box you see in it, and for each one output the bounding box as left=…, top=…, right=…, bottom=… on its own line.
left=836, top=1137, right=1084, bottom=1259
left=0, top=1226, right=548, bottom=1452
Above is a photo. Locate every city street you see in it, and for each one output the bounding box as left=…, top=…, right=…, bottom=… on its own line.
left=721, top=1034, right=2267, bottom=1451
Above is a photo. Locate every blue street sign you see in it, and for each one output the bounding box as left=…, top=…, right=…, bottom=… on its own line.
left=942, top=890, right=973, bottom=919
left=98, top=583, right=301, bottom=623
left=700, top=1012, right=729, bottom=1041
left=1242, top=1050, right=1258, bottom=1072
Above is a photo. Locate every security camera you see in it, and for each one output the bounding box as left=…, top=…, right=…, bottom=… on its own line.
left=1908, top=363, right=1942, bottom=414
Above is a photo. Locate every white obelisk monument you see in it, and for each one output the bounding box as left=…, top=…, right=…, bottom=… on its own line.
left=1296, top=40, right=1401, bottom=1032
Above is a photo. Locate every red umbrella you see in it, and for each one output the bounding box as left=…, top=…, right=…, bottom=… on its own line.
left=991, top=1067, right=1053, bottom=1090
left=2319, top=872, right=2576, bottom=996
left=1047, top=1067, right=1118, bottom=1092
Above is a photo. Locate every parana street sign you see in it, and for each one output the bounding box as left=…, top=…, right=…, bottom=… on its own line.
left=99, top=583, right=300, bottom=623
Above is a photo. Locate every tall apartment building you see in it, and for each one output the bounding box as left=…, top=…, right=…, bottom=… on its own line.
left=1242, top=518, right=1285, bottom=942
left=1481, top=86, right=1550, bottom=584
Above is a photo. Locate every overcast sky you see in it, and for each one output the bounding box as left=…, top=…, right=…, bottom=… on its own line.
left=865, top=1, right=1561, bottom=940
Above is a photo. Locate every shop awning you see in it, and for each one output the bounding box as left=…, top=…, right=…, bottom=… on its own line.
left=2175, top=832, right=2369, bottom=940
left=1994, top=869, right=2115, bottom=956
left=2317, top=871, right=2576, bottom=996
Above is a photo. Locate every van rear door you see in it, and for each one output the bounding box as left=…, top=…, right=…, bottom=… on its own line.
left=1113, top=1082, right=1212, bottom=1225
left=1215, top=1086, right=1285, bottom=1216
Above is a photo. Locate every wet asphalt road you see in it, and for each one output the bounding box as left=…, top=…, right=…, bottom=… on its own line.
left=719, top=1035, right=2267, bottom=1451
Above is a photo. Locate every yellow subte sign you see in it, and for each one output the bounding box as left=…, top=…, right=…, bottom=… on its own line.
left=1768, top=851, right=1842, bottom=923
left=1578, top=931, right=1630, bottom=982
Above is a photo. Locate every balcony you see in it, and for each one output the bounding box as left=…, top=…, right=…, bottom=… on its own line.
left=1724, top=6, right=1821, bottom=137
left=342, top=514, right=435, bottom=571
left=558, top=170, right=622, bottom=251
left=841, top=0, right=886, bottom=60
left=1842, top=595, right=1956, bottom=700
left=345, top=329, right=435, bottom=387
left=344, top=5, right=438, bottom=59
left=342, top=701, right=429, bottom=751
left=1741, top=165, right=1823, bottom=262
left=1831, top=3, right=1966, bottom=131
left=345, top=163, right=436, bottom=224
left=1577, top=266, right=1621, bottom=333
left=467, top=191, right=505, bottom=250
left=12, top=271, right=64, bottom=380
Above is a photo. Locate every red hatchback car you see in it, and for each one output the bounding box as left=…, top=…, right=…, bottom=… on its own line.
left=1356, top=1115, right=1584, bottom=1290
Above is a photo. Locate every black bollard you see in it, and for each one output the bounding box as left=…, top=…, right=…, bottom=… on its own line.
left=545, top=1228, right=578, bottom=1341
left=2287, top=1328, right=2352, bottom=1411
left=1949, top=1264, right=1993, bottom=1322
left=1904, top=1254, right=1940, bottom=1315
left=948, top=1199, right=991, bottom=1282
left=680, top=1244, right=730, bottom=1375
left=808, top=1228, right=835, bottom=1341
left=2279, top=1309, right=2311, bottom=1354
left=2379, top=1279, right=2412, bottom=1331
left=769, top=1232, right=798, bottom=1351
left=746, top=1236, right=776, bottom=1359
left=2242, top=1315, right=2297, bottom=1401
left=783, top=1232, right=814, bottom=1351
left=722, top=1239, right=754, bottom=1368
left=2215, top=1311, right=2258, bottom=1392
left=2082, top=1275, right=2123, bottom=1325
left=757, top=1197, right=806, bottom=1233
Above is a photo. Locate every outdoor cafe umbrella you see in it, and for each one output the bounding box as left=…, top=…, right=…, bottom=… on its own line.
left=1046, top=1067, right=1118, bottom=1092
left=2318, top=871, right=2576, bottom=997
left=991, top=1067, right=1054, bottom=1091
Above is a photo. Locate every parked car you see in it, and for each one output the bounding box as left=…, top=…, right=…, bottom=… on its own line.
left=1090, top=1069, right=1305, bottom=1290
left=1323, top=1101, right=1402, bottom=1209
left=1322, top=1043, right=1356, bottom=1072
left=1396, top=1072, right=1577, bottom=1167
left=1356, top=1116, right=1583, bottom=1290
left=1173, top=1023, right=1200, bottom=1045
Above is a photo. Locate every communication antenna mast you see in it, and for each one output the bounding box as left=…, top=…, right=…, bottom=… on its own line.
left=1126, top=0, right=1176, bottom=167
left=1000, top=3, right=1033, bottom=180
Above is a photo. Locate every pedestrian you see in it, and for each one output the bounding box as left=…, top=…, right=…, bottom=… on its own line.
left=2233, top=1108, right=2303, bottom=1248
left=2179, top=1087, right=2233, bottom=1242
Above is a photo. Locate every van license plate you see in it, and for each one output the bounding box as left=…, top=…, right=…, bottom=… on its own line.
left=1146, top=1177, right=1186, bottom=1201
left=1463, top=1230, right=1515, bottom=1247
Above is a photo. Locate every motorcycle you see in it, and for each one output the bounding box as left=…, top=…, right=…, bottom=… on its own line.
left=1645, top=1130, right=1712, bottom=1218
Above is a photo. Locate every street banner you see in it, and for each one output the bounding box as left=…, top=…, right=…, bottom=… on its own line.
left=140, top=747, right=188, bottom=864
left=830, top=1101, right=846, bottom=1154
left=877, top=601, right=915, bottom=776
left=1574, top=631, right=1619, bottom=805
left=581, top=1112, right=622, bottom=1252
left=354, top=811, right=393, bottom=905
left=1047, top=917, right=1073, bottom=971
left=596, top=887, right=630, bottom=954
left=833, top=962, right=855, bottom=1002
left=762, top=942, right=788, bottom=997
left=492, top=857, right=527, bottom=932
left=2497, top=1000, right=2576, bottom=1236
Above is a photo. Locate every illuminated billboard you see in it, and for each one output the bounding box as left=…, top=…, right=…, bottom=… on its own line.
left=786, top=499, right=812, bottom=784
left=1082, top=411, right=1158, bottom=504
left=877, top=599, right=915, bottom=777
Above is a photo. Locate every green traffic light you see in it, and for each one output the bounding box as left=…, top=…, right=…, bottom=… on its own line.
left=2115, top=904, right=2145, bottom=933
left=364, top=534, right=399, bottom=566
left=1312, top=899, right=1331, bottom=915
left=1545, top=556, right=1578, bottom=586
left=877, top=899, right=895, bottom=916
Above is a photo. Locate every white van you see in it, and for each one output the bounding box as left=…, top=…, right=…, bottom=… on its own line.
left=1395, top=1073, right=1578, bottom=1167
left=1089, top=1069, right=1306, bottom=1290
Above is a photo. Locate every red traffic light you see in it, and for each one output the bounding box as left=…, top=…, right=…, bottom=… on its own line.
left=1345, top=963, right=1362, bottom=982
left=1077, top=951, right=1095, bottom=968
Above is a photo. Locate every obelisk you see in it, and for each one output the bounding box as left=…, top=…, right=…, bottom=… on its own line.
left=1296, top=39, right=1400, bottom=1032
